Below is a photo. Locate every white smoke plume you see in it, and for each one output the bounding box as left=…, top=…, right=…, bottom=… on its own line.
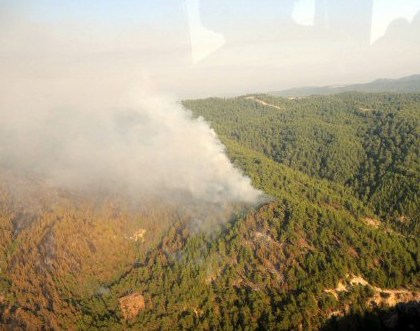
left=0, top=12, right=262, bottom=207
left=0, top=73, right=262, bottom=205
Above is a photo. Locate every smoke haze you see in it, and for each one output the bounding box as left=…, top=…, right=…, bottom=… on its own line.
left=2, top=2, right=420, bottom=99
left=0, top=75, right=263, bottom=205
left=0, top=14, right=262, bottom=208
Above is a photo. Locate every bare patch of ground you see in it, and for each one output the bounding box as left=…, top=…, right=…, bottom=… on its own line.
left=325, top=281, right=347, bottom=300
left=369, top=288, right=420, bottom=307
left=350, top=276, right=369, bottom=287
left=244, top=96, right=285, bottom=110
left=363, top=217, right=381, bottom=228
left=324, top=275, right=420, bottom=310
left=128, top=229, right=146, bottom=242
left=119, top=293, right=145, bottom=320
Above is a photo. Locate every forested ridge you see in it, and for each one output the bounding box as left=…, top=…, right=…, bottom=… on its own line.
left=184, top=92, right=420, bottom=231
left=0, top=92, right=419, bottom=330
left=270, top=74, right=420, bottom=97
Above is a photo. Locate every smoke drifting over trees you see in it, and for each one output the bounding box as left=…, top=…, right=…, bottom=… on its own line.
left=0, top=75, right=262, bottom=205
left=0, top=13, right=262, bottom=208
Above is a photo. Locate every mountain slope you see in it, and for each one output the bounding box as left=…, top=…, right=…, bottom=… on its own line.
left=0, top=91, right=418, bottom=330
left=270, top=74, right=420, bottom=97
left=184, top=92, right=420, bottom=229
left=88, top=140, right=419, bottom=330
left=1, top=139, right=418, bottom=330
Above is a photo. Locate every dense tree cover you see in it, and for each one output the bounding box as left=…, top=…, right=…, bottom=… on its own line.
left=67, top=140, right=418, bottom=330
left=0, top=173, right=179, bottom=329
left=184, top=92, right=420, bottom=228
left=0, top=92, right=418, bottom=330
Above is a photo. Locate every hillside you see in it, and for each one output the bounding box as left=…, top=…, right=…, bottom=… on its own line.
left=184, top=92, right=420, bottom=230
left=107, top=141, right=419, bottom=330
left=270, top=75, right=420, bottom=97
left=0, top=92, right=419, bottom=330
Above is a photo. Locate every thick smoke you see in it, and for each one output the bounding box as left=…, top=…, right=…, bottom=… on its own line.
left=0, top=15, right=262, bottom=207
left=0, top=76, right=261, bottom=204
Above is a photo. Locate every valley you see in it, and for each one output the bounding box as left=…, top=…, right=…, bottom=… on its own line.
left=0, top=91, right=419, bottom=330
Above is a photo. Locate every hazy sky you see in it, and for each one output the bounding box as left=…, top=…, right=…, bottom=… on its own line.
left=0, top=1, right=265, bottom=206
left=1, top=0, right=420, bottom=97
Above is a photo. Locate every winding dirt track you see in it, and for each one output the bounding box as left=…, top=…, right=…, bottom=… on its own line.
left=325, top=275, right=420, bottom=308
left=245, top=96, right=285, bottom=110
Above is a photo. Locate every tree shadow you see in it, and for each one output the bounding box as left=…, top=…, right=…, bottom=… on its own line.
left=320, top=301, right=420, bottom=331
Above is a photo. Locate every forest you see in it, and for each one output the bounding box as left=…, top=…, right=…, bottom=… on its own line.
left=0, top=92, right=419, bottom=330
